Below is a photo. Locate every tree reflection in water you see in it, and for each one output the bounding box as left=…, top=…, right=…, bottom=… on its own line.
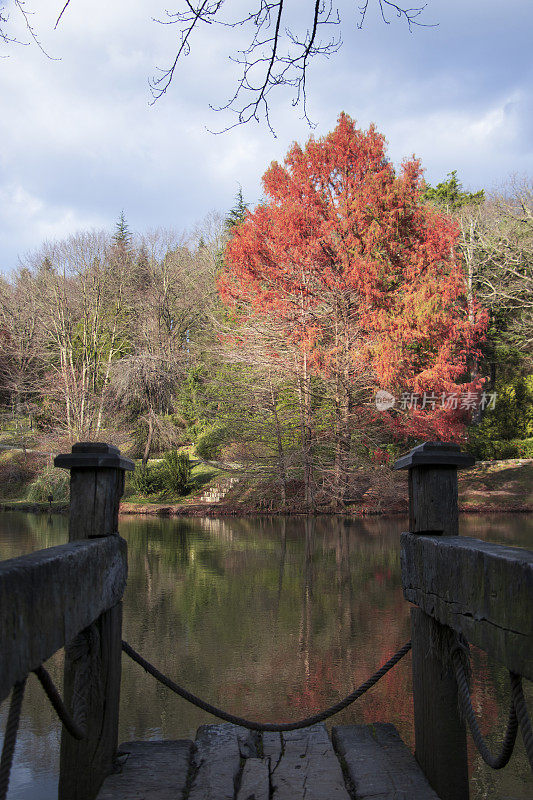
left=0, top=511, right=531, bottom=799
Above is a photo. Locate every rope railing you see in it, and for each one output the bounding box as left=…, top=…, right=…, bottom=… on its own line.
left=0, top=667, right=86, bottom=800
left=33, top=666, right=86, bottom=741
left=1, top=635, right=531, bottom=800
left=510, top=672, right=533, bottom=769
left=451, top=642, right=533, bottom=772
left=121, top=639, right=412, bottom=732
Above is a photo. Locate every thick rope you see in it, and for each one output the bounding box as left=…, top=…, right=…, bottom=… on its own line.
left=122, top=639, right=411, bottom=732
left=0, top=678, right=27, bottom=800
left=510, top=672, right=533, bottom=770
left=452, top=649, right=518, bottom=769
left=33, top=667, right=86, bottom=741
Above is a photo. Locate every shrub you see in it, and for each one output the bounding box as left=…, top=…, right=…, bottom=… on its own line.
left=469, top=436, right=533, bottom=461
left=0, top=453, right=37, bottom=496
left=27, top=467, right=70, bottom=502
left=130, top=464, right=166, bottom=495
left=195, top=425, right=227, bottom=460
left=162, top=451, right=191, bottom=495
left=472, top=376, right=533, bottom=442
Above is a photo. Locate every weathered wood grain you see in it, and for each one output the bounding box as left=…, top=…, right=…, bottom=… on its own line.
left=189, top=724, right=256, bottom=800
left=332, top=722, right=441, bottom=799
left=68, top=468, right=124, bottom=540
left=0, top=537, right=127, bottom=702
left=410, top=609, right=469, bottom=800
left=396, top=443, right=472, bottom=798
left=236, top=758, right=270, bottom=800
left=58, top=443, right=130, bottom=800
left=401, top=532, right=533, bottom=678
left=265, top=724, right=350, bottom=800
left=408, top=466, right=458, bottom=537
left=59, top=603, right=123, bottom=800
left=96, top=740, right=193, bottom=799
left=394, top=442, right=474, bottom=537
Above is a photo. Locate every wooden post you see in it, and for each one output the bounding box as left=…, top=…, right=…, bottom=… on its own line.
left=394, top=442, right=474, bottom=800
left=54, top=443, right=134, bottom=800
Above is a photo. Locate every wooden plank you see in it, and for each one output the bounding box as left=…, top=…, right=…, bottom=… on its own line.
left=401, top=532, right=533, bottom=678
left=0, top=537, right=127, bottom=702
left=96, top=740, right=193, bottom=799
left=265, top=724, right=350, bottom=800
left=332, top=723, right=441, bottom=799
left=236, top=758, right=270, bottom=800
left=189, top=724, right=257, bottom=800
left=410, top=609, right=468, bottom=800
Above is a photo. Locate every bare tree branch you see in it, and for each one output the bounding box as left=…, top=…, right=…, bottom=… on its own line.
left=358, top=1, right=434, bottom=31
left=54, top=0, right=71, bottom=30
left=2, top=2, right=436, bottom=130
left=148, top=0, right=434, bottom=132
left=0, top=1, right=58, bottom=58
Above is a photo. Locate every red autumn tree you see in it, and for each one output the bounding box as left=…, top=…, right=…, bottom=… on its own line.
left=219, top=114, right=486, bottom=506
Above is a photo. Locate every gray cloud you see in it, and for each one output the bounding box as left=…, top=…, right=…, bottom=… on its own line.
left=1, top=0, right=531, bottom=272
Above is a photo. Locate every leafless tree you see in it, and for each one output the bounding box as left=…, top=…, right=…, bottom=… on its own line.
left=15, top=231, right=132, bottom=441
left=453, top=177, right=533, bottom=366
left=0, top=268, right=43, bottom=418
left=109, top=224, right=221, bottom=462
left=476, top=178, right=533, bottom=359
left=110, top=351, right=180, bottom=465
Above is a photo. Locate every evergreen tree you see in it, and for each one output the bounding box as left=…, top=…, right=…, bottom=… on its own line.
left=113, top=211, right=132, bottom=247
left=225, top=188, right=248, bottom=231
left=422, top=171, right=484, bottom=211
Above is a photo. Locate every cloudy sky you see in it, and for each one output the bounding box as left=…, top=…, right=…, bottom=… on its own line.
left=1, top=0, right=531, bottom=273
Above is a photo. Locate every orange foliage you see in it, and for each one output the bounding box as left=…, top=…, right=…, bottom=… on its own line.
left=219, top=114, right=487, bottom=441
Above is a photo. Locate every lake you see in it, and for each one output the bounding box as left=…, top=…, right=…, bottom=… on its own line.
left=0, top=511, right=532, bottom=799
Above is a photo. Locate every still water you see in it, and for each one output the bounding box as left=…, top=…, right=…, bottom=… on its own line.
left=0, top=511, right=532, bottom=800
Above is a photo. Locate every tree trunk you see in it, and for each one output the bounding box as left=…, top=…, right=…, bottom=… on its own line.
left=142, top=416, right=154, bottom=467
left=269, top=377, right=287, bottom=506
left=297, top=356, right=314, bottom=511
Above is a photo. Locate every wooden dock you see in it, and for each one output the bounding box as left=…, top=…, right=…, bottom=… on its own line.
left=97, top=722, right=440, bottom=800
left=1, top=441, right=531, bottom=800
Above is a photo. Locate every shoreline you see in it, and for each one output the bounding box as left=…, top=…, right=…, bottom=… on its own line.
left=1, top=501, right=531, bottom=518
left=2, top=458, right=531, bottom=518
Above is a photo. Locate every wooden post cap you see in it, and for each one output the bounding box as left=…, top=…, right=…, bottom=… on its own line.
left=393, top=441, right=475, bottom=471
left=54, top=442, right=135, bottom=471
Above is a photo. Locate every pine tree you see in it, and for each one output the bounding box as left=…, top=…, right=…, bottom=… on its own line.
left=113, top=211, right=132, bottom=246
left=225, top=188, right=248, bottom=231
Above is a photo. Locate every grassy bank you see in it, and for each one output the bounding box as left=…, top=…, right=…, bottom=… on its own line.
left=1, top=447, right=531, bottom=517
left=458, top=459, right=533, bottom=512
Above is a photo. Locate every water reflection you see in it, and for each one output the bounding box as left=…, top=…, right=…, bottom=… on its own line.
left=0, top=511, right=531, bottom=799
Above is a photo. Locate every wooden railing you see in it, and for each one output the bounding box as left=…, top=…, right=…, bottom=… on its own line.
left=0, top=441, right=531, bottom=800
left=394, top=442, right=533, bottom=800
left=0, top=443, right=133, bottom=800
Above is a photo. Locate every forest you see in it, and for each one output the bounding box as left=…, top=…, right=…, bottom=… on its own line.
left=1, top=116, right=532, bottom=511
